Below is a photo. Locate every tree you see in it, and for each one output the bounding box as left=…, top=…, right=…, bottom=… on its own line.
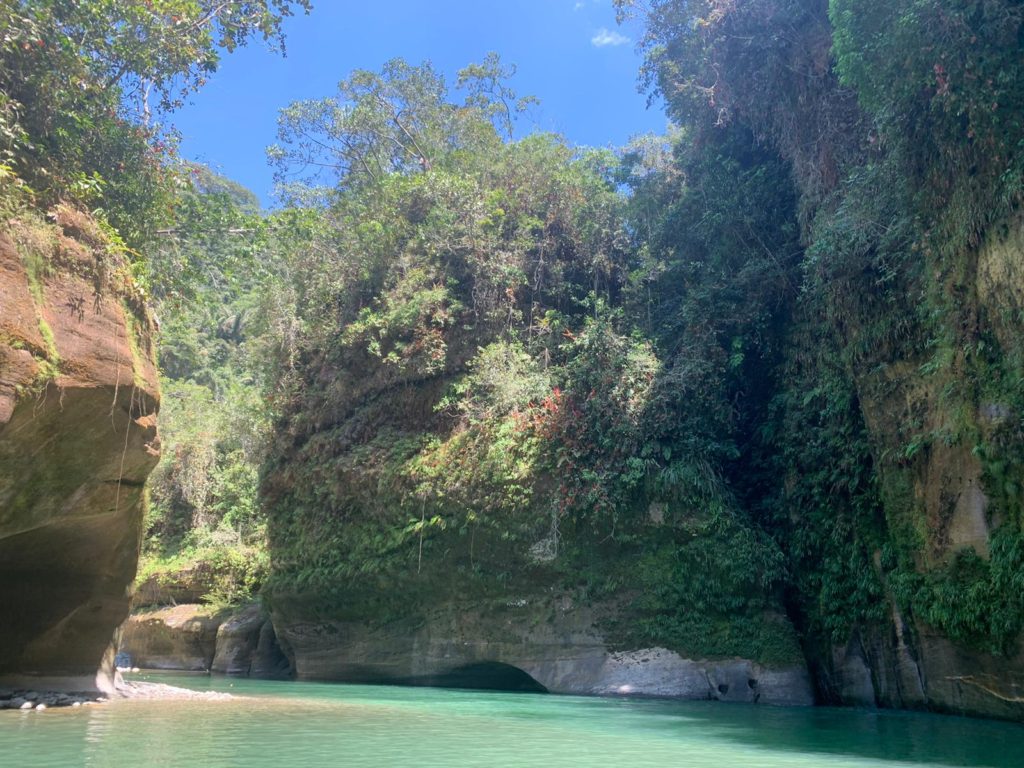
left=0, top=1, right=311, bottom=244
left=456, top=52, right=537, bottom=140
left=268, top=55, right=541, bottom=201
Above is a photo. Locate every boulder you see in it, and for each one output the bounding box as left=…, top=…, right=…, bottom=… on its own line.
left=211, top=605, right=265, bottom=675
left=120, top=603, right=293, bottom=679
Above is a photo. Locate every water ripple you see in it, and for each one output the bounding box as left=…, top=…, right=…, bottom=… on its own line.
left=2, top=673, right=1022, bottom=768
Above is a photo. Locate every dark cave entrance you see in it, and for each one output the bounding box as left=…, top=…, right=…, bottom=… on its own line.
left=418, top=662, right=548, bottom=693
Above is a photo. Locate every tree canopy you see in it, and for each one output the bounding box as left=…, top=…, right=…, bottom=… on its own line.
left=0, top=0, right=310, bottom=246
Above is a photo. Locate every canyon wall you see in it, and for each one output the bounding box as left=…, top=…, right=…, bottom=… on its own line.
left=0, top=209, right=160, bottom=692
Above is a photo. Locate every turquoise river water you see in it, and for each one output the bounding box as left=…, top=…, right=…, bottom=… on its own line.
left=2, top=672, right=1023, bottom=767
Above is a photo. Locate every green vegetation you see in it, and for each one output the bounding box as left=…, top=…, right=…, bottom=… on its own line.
left=4, top=0, right=1024, bottom=682
left=0, top=2, right=309, bottom=608
left=254, top=58, right=804, bottom=663
left=621, top=0, right=1024, bottom=659
left=119, top=2, right=1024, bottom=667
left=139, top=168, right=295, bottom=606
left=0, top=0, right=309, bottom=249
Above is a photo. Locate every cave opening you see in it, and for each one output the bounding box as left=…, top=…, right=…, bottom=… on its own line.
left=419, top=662, right=548, bottom=693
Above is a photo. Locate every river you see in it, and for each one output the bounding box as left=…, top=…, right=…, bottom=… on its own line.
left=2, top=672, right=1022, bottom=767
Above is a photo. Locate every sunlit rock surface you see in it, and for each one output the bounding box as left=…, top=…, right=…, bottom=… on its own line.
left=0, top=217, right=159, bottom=693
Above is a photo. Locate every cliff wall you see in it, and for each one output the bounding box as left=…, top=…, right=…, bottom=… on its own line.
left=0, top=208, right=159, bottom=693
left=807, top=216, right=1024, bottom=720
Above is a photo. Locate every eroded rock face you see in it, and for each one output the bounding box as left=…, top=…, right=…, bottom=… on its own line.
left=0, top=214, right=159, bottom=693
left=119, top=605, right=222, bottom=671
left=271, top=597, right=813, bottom=704
left=823, top=623, right=1024, bottom=720
left=211, top=605, right=266, bottom=675
left=119, top=603, right=292, bottom=678
left=132, top=567, right=218, bottom=609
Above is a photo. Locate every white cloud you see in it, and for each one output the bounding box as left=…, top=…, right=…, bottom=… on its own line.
left=591, top=27, right=630, bottom=47
left=574, top=1, right=585, bottom=9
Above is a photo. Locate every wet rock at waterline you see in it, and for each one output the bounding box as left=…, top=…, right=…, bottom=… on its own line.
left=0, top=687, right=104, bottom=710
left=271, top=599, right=813, bottom=705
left=0, top=681, right=235, bottom=712
left=820, top=622, right=1024, bottom=721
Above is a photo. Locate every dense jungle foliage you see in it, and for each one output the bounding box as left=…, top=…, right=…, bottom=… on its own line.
left=616, top=0, right=1024, bottom=661
left=3, top=0, right=1024, bottom=673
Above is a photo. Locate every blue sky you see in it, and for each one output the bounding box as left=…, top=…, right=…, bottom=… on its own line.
left=172, top=0, right=667, bottom=206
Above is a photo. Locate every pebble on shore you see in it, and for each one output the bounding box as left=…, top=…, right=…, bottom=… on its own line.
left=0, top=688, right=99, bottom=711
left=1, top=679, right=235, bottom=712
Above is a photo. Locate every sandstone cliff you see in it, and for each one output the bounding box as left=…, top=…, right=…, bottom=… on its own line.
left=0, top=207, right=159, bottom=693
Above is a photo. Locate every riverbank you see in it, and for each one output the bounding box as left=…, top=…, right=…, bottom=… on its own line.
left=0, top=679, right=234, bottom=712
left=0, top=689, right=101, bottom=711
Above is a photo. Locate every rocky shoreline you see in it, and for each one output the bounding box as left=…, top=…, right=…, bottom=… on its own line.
left=0, top=688, right=103, bottom=711
left=0, top=680, right=234, bottom=712
left=116, top=680, right=235, bottom=703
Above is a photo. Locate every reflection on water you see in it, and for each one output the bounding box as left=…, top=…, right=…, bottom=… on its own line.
left=2, top=672, right=1023, bottom=768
